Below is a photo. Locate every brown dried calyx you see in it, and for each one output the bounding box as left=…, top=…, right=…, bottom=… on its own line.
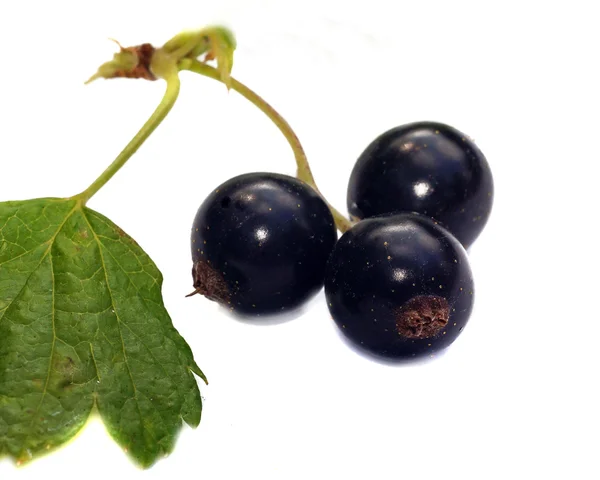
left=187, top=260, right=231, bottom=305
left=85, top=41, right=157, bottom=84
left=112, top=43, right=156, bottom=80
left=396, top=295, right=450, bottom=339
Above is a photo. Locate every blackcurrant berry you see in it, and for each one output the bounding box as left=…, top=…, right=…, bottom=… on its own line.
left=347, top=121, right=493, bottom=248
left=324, top=213, right=474, bottom=358
left=190, top=172, right=337, bottom=316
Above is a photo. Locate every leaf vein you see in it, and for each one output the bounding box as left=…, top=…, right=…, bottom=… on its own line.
left=16, top=243, right=57, bottom=459
left=0, top=204, right=78, bottom=325
left=80, top=209, right=157, bottom=446
left=98, top=238, right=192, bottom=416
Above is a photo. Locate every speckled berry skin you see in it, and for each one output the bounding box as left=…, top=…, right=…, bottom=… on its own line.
left=191, top=172, right=337, bottom=316
left=347, top=121, right=493, bottom=248
left=325, top=213, right=474, bottom=358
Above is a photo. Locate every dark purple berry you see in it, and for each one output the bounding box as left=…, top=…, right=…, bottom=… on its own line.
left=191, top=172, right=337, bottom=316
left=347, top=121, right=493, bottom=248
left=325, top=212, right=474, bottom=358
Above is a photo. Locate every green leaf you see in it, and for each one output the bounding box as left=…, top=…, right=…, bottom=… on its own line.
left=0, top=197, right=205, bottom=468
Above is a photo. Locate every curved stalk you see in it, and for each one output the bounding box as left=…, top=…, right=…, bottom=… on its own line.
left=73, top=72, right=181, bottom=205
left=179, top=58, right=353, bottom=233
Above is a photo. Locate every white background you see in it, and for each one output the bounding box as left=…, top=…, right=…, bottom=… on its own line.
left=1, top=0, right=599, bottom=478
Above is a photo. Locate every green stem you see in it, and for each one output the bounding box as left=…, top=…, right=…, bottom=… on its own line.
left=73, top=71, right=181, bottom=205
left=179, top=58, right=353, bottom=233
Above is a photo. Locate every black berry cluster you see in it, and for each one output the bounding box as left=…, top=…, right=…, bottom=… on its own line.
left=190, top=121, right=493, bottom=359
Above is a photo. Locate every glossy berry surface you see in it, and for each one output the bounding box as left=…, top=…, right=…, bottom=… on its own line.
left=325, top=213, right=474, bottom=358
left=347, top=121, right=494, bottom=248
left=191, top=172, right=337, bottom=316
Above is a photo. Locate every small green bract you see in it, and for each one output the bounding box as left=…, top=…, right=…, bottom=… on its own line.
left=0, top=198, right=206, bottom=467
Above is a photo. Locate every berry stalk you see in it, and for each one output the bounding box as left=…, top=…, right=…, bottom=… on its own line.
left=75, top=51, right=181, bottom=205
left=179, top=58, right=353, bottom=233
